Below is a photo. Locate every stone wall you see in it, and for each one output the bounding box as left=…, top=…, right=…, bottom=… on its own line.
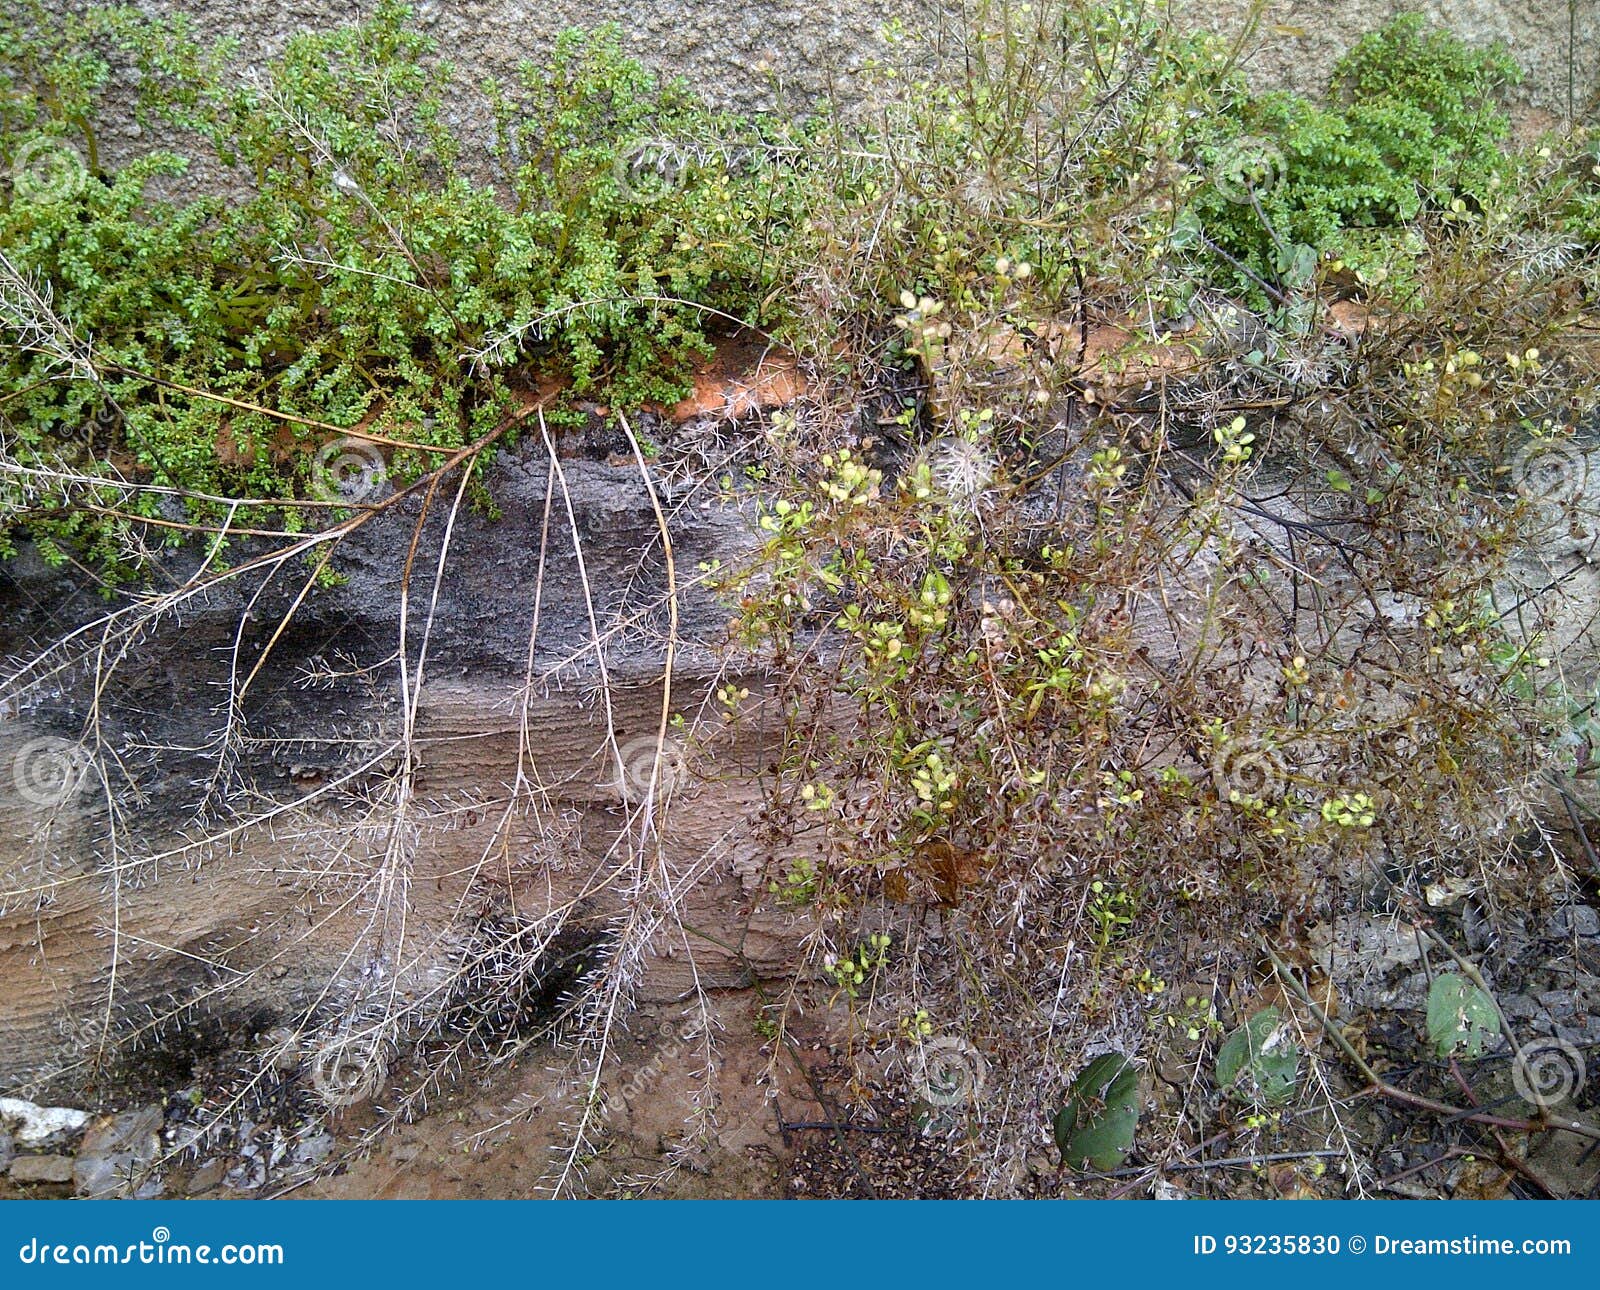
left=106, top=1, right=1597, bottom=136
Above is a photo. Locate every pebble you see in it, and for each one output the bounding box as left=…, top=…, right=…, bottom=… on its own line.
left=0, top=1098, right=90, bottom=1148
left=1548, top=906, right=1600, bottom=940
left=11, top=1154, right=75, bottom=1184
left=73, top=1106, right=164, bottom=1198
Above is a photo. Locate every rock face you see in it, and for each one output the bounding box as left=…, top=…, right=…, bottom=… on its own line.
left=1179, top=0, right=1596, bottom=126
left=174, top=2, right=1600, bottom=114
left=0, top=445, right=800, bottom=1101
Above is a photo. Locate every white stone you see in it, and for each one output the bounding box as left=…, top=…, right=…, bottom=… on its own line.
left=0, top=1097, right=90, bottom=1147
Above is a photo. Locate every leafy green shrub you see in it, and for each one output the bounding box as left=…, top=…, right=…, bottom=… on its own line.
left=1192, top=14, right=1521, bottom=301
left=0, top=4, right=788, bottom=572
left=4, top=2, right=1592, bottom=577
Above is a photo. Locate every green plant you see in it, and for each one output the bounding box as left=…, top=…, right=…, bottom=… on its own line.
left=769, top=854, right=819, bottom=905
left=1215, top=1007, right=1301, bottom=1106
left=0, top=5, right=789, bottom=576
left=1054, top=1052, right=1141, bottom=1171
left=1426, top=973, right=1501, bottom=1059
left=1191, top=14, right=1521, bottom=304
left=1161, top=994, right=1224, bottom=1043
left=1087, top=880, right=1137, bottom=952
left=824, top=933, right=891, bottom=1000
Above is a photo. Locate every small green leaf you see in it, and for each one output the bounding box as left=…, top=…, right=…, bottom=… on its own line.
left=1426, top=973, right=1500, bottom=1058
left=1215, top=1006, right=1300, bottom=1106
left=1169, top=208, right=1203, bottom=251
left=1053, top=1052, right=1140, bottom=1171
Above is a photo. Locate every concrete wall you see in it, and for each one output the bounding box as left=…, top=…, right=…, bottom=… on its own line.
left=120, top=1, right=1595, bottom=123
left=1188, top=0, right=1597, bottom=127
